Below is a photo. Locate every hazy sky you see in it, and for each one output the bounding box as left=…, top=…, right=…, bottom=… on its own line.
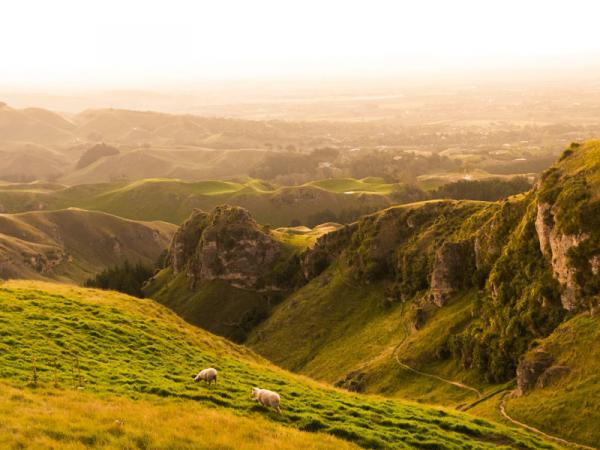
left=2, top=0, right=600, bottom=88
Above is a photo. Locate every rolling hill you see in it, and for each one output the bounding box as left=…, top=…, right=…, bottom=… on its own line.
left=0, top=280, right=556, bottom=449
left=0, top=103, right=75, bottom=145
left=148, top=141, right=600, bottom=448
left=0, top=177, right=395, bottom=226
left=0, top=209, right=176, bottom=282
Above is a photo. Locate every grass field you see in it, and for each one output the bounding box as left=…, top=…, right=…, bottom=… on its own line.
left=0, top=280, right=556, bottom=449
left=0, top=382, right=356, bottom=450
left=308, top=178, right=394, bottom=194
left=0, top=178, right=393, bottom=226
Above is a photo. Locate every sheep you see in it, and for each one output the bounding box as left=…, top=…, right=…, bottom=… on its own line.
left=193, top=368, right=218, bottom=385
left=251, top=387, right=281, bottom=414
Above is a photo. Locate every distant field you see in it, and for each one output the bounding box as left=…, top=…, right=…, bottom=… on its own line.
left=0, top=178, right=394, bottom=226
left=0, top=281, right=556, bottom=449
left=308, top=177, right=394, bottom=194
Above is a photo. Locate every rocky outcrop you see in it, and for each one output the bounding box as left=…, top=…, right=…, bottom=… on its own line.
left=534, top=203, right=588, bottom=310
left=167, top=205, right=283, bottom=290
left=429, top=239, right=475, bottom=307
left=168, top=209, right=209, bottom=273
left=516, top=349, right=554, bottom=396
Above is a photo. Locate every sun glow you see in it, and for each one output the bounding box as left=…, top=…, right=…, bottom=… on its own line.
left=2, top=0, right=600, bottom=88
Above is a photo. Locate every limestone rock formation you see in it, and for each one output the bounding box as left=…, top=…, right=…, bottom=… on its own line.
left=167, top=205, right=283, bottom=290
left=429, top=239, right=475, bottom=307
left=516, top=349, right=554, bottom=396
left=534, top=203, right=588, bottom=310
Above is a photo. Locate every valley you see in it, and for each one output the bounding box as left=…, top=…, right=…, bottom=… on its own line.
left=0, top=101, right=599, bottom=449
left=3, top=2, right=600, bottom=447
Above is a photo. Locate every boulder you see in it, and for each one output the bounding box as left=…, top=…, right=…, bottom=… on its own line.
left=516, top=349, right=554, bottom=396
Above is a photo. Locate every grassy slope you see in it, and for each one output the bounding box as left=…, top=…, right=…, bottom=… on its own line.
left=505, top=312, right=600, bottom=447
left=0, top=280, right=555, bottom=449
left=247, top=200, right=495, bottom=400
left=0, top=383, right=355, bottom=450
left=1, top=275, right=276, bottom=438
left=247, top=265, right=487, bottom=408
left=0, top=178, right=392, bottom=226
left=144, top=270, right=269, bottom=342
left=0, top=209, right=176, bottom=282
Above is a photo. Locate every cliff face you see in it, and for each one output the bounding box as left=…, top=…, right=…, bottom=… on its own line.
left=534, top=203, right=588, bottom=310
left=429, top=240, right=475, bottom=307
left=167, top=205, right=283, bottom=290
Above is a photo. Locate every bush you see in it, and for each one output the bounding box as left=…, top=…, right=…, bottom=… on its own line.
left=432, top=177, right=532, bottom=202
left=84, top=261, right=152, bottom=298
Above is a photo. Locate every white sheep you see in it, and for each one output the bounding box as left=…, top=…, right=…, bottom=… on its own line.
left=251, top=387, right=281, bottom=414
left=193, top=368, right=218, bottom=385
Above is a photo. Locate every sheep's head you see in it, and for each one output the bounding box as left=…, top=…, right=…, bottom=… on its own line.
left=251, top=387, right=259, bottom=398
left=193, top=373, right=201, bottom=382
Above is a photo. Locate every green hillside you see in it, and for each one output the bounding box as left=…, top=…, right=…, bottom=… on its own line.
left=0, top=178, right=393, bottom=227
left=0, top=382, right=355, bottom=450
left=0, top=281, right=556, bottom=449
left=0, top=209, right=176, bottom=282
left=234, top=142, right=600, bottom=447
left=504, top=311, right=600, bottom=447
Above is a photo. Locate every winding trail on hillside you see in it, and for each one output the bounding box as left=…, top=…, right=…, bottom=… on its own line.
left=499, top=391, right=597, bottom=450
left=393, top=347, right=482, bottom=398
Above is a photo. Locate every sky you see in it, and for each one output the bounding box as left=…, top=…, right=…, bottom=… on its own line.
left=2, top=0, right=600, bottom=89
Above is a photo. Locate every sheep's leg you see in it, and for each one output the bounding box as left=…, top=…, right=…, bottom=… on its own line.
left=275, top=405, right=281, bottom=414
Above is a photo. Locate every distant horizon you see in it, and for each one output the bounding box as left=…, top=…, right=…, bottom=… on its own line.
left=3, top=60, right=600, bottom=116
left=4, top=0, right=600, bottom=92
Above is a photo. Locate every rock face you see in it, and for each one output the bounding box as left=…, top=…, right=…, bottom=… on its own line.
left=516, top=349, right=554, bottom=396
left=534, top=203, right=588, bottom=310
left=429, top=240, right=475, bottom=307
left=167, top=206, right=283, bottom=290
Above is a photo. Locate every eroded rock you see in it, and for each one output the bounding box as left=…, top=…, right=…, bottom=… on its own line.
left=535, top=203, right=589, bottom=310
left=516, top=349, right=553, bottom=395
left=167, top=206, right=283, bottom=290
left=429, top=239, right=475, bottom=307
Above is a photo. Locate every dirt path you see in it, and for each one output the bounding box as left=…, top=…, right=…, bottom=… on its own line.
left=500, top=391, right=597, bottom=450
left=393, top=348, right=482, bottom=398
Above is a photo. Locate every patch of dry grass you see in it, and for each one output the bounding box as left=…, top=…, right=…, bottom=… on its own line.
left=0, top=382, right=355, bottom=450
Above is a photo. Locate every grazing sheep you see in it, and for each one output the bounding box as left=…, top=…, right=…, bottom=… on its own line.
left=251, top=387, right=281, bottom=413
left=193, top=368, right=218, bottom=385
